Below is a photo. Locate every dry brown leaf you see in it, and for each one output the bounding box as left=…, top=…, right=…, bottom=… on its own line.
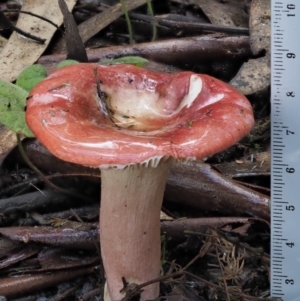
left=255, top=151, right=270, bottom=163
left=194, top=0, right=248, bottom=27
left=230, top=56, right=270, bottom=95
left=0, top=0, right=76, bottom=82
left=160, top=211, right=174, bottom=221
left=230, top=0, right=270, bottom=95
left=0, top=124, right=17, bottom=165
left=0, top=36, right=7, bottom=51
left=78, top=0, right=150, bottom=43
left=249, top=0, right=270, bottom=55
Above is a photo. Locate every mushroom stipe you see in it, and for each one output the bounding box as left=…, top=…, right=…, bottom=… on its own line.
left=26, top=63, right=254, bottom=301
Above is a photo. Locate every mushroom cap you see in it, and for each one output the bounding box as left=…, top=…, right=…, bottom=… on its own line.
left=26, top=63, right=254, bottom=168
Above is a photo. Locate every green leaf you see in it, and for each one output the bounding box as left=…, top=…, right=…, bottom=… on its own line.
left=57, top=59, right=79, bottom=68
left=16, top=64, right=47, bottom=92
left=100, top=56, right=149, bottom=67
left=0, top=80, right=34, bottom=137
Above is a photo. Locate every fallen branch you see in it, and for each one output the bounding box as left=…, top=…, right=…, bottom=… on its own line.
left=39, top=35, right=252, bottom=73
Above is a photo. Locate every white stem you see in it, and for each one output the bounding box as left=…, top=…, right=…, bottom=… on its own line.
left=100, top=160, right=171, bottom=301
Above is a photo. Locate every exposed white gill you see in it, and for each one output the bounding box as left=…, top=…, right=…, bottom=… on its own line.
left=98, top=75, right=203, bottom=131
left=99, top=155, right=171, bottom=170
left=71, top=141, right=118, bottom=149
left=51, top=93, right=70, bottom=100
left=175, top=75, right=202, bottom=112
left=202, top=93, right=225, bottom=107
left=30, top=93, right=58, bottom=106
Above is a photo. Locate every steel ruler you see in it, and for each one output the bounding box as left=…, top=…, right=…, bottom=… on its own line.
left=271, top=0, right=300, bottom=300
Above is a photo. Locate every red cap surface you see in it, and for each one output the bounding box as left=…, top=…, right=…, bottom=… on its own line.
left=26, top=63, right=254, bottom=167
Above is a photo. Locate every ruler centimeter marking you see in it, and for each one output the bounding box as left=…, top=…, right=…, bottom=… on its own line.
left=271, top=0, right=300, bottom=300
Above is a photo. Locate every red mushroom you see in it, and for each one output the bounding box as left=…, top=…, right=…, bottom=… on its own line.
left=26, top=63, right=254, bottom=300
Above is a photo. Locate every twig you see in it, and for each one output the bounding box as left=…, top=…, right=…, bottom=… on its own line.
left=70, top=206, right=104, bottom=297
left=156, top=18, right=249, bottom=35
left=0, top=11, right=46, bottom=43
left=70, top=208, right=101, bottom=255
left=181, top=251, right=203, bottom=271
left=39, top=35, right=252, bottom=70
left=127, top=12, right=249, bottom=36
left=121, top=249, right=205, bottom=298
left=16, top=133, right=89, bottom=201
left=0, top=172, right=100, bottom=198
left=1, top=9, right=62, bottom=33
